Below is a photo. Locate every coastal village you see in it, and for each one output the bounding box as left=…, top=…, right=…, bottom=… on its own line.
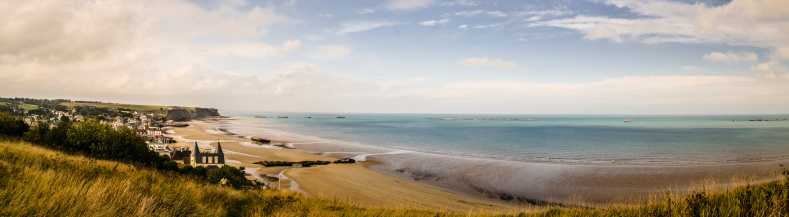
left=1, top=98, right=232, bottom=170
left=0, top=97, right=361, bottom=191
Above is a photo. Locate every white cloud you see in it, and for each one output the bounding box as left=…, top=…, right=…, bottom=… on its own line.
left=456, top=57, right=517, bottom=68
left=419, top=18, right=450, bottom=26
left=458, top=24, right=468, bottom=29
left=584, top=25, right=623, bottom=43
left=281, top=40, right=301, bottom=54
left=454, top=9, right=485, bottom=16
left=303, top=35, right=325, bottom=42
left=681, top=65, right=706, bottom=73
left=702, top=51, right=758, bottom=63
left=334, top=20, right=401, bottom=35
left=750, top=60, right=787, bottom=77
left=357, top=8, right=375, bottom=14
left=0, top=0, right=380, bottom=111
left=511, top=10, right=572, bottom=18
left=473, top=23, right=505, bottom=29
left=531, top=0, right=789, bottom=48
left=454, top=9, right=570, bottom=18
left=201, top=42, right=279, bottom=58
left=308, top=45, right=352, bottom=60
left=440, top=0, right=478, bottom=7
left=385, top=0, right=434, bottom=11
left=487, top=11, right=507, bottom=17
left=771, top=46, right=789, bottom=60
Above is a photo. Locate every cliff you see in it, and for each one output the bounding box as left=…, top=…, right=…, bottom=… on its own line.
left=165, top=107, right=220, bottom=121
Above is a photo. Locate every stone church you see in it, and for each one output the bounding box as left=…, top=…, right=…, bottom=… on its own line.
left=191, top=142, right=225, bottom=169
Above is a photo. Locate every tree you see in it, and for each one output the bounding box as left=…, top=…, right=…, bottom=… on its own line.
left=161, top=160, right=179, bottom=172
left=207, top=166, right=249, bottom=188
left=192, top=166, right=208, bottom=178
left=179, top=165, right=194, bottom=175
left=55, top=105, right=68, bottom=112
left=0, top=112, right=29, bottom=138
left=60, top=115, right=70, bottom=123
left=24, top=121, right=51, bottom=145
left=0, top=105, right=13, bottom=114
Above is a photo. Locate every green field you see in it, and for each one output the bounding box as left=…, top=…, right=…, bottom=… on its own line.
left=60, top=102, right=194, bottom=116
left=16, top=103, right=39, bottom=111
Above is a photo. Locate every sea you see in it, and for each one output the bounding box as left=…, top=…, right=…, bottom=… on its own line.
left=215, top=111, right=789, bottom=165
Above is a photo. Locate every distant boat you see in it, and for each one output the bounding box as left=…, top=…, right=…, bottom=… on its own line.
left=254, top=116, right=266, bottom=118
left=278, top=116, right=288, bottom=118
left=337, top=116, right=346, bottom=118
left=624, top=120, right=631, bottom=123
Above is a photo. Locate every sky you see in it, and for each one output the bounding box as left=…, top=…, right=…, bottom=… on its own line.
left=1, top=0, right=788, bottom=114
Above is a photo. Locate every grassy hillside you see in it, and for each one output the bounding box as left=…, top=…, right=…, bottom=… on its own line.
left=0, top=140, right=514, bottom=216
left=59, top=102, right=193, bottom=116
left=2, top=139, right=788, bottom=216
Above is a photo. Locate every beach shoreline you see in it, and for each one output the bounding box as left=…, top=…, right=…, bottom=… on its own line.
left=182, top=117, right=788, bottom=208
left=166, top=119, right=526, bottom=214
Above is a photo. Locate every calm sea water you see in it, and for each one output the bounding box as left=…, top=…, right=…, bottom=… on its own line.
left=219, top=111, right=789, bottom=164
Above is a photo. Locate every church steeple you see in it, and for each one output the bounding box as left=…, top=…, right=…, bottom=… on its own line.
left=191, top=142, right=199, bottom=156
left=216, top=141, right=223, bottom=154
left=216, top=141, right=225, bottom=164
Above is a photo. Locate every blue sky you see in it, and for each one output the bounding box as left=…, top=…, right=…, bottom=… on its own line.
left=1, top=0, right=788, bottom=113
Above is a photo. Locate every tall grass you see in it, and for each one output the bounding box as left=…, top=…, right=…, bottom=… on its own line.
left=1, top=139, right=787, bottom=216
left=0, top=140, right=506, bottom=216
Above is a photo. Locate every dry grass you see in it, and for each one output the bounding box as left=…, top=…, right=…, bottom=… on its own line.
left=0, top=140, right=517, bottom=216
left=1, top=139, right=787, bottom=217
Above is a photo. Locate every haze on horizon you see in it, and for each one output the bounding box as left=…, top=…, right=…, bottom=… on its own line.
left=1, top=0, right=788, bottom=114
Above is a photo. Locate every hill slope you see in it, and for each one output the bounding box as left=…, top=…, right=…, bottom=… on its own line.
left=0, top=140, right=516, bottom=216
left=2, top=139, right=789, bottom=216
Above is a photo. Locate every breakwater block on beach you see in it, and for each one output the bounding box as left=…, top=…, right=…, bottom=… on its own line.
left=251, top=137, right=271, bottom=144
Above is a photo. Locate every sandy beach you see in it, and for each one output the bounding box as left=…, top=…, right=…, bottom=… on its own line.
left=168, top=118, right=789, bottom=210
left=166, top=120, right=526, bottom=214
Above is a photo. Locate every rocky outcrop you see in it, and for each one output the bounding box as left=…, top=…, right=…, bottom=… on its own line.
left=165, top=107, right=220, bottom=121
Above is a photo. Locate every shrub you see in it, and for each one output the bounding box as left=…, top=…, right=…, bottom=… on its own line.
left=207, top=165, right=250, bottom=188
left=0, top=112, right=29, bottom=138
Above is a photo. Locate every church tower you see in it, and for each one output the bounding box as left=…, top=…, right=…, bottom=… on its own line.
left=215, top=142, right=225, bottom=164
left=190, top=142, right=200, bottom=167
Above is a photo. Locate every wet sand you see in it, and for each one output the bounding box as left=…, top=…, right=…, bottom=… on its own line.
left=167, top=121, right=526, bottom=214
left=367, top=152, right=787, bottom=207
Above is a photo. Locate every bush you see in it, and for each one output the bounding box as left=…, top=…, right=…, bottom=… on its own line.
left=0, top=112, right=29, bottom=138
left=179, top=165, right=194, bottom=175
left=302, top=160, right=331, bottom=167
left=333, top=158, right=356, bottom=164
left=207, top=165, right=250, bottom=188
left=193, top=166, right=208, bottom=178
left=256, top=161, right=294, bottom=167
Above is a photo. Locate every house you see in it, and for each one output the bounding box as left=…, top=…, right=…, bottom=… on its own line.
left=190, top=142, right=225, bottom=169
left=170, top=149, right=191, bottom=164
left=148, top=143, right=173, bottom=156
left=147, top=127, right=162, bottom=137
